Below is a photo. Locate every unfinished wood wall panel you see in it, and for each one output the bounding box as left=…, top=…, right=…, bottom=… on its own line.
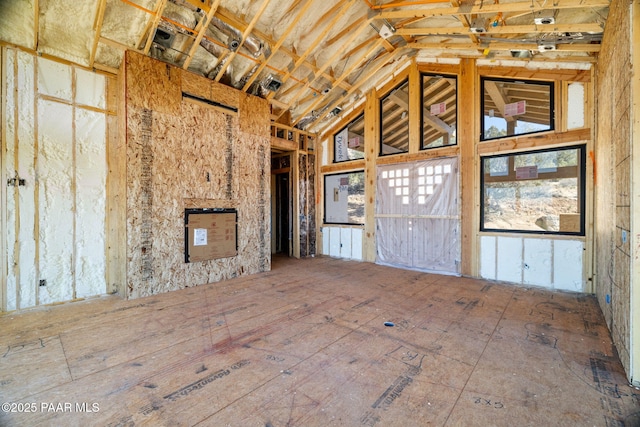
left=594, top=0, right=632, bottom=377
left=125, top=51, right=181, bottom=115
left=180, top=69, right=213, bottom=101
left=125, top=53, right=270, bottom=299
left=239, top=93, right=269, bottom=137
left=210, top=79, right=240, bottom=110
left=178, top=103, right=237, bottom=201
left=235, top=133, right=270, bottom=273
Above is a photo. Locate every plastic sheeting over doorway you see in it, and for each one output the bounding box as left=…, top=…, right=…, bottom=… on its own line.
left=376, top=157, right=460, bottom=275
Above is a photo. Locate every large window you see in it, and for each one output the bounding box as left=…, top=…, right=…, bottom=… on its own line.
left=481, top=77, right=554, bottom=141
left=324, top=171, right=365, bottom=225
left=380, top=79, right=409, bottom=155
left=334, top=113, right=365, bottom=162
left=481, top=145, right=585, bottom=235
left=422, top=74, right=457, bottom=149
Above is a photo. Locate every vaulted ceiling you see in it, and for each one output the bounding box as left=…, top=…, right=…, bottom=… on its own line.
left=0, top=0, right=608, bottom=133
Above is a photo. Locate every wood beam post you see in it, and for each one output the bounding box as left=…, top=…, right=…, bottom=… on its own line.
left=459, top=58, right=477, bottom=277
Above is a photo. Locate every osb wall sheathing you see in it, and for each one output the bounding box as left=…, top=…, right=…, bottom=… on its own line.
left=125, top=51, right=270, bottom=299
left=594, top=0, right=632, bottom=376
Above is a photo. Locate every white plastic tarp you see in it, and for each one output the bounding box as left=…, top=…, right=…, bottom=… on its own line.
left=376, top=157, right=460, bottom=274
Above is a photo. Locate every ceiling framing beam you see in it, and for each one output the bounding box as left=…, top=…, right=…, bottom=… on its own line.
left=214, top=0, right=270, bottom=82
left=396, top=23, right=604, bottom=37
left=90, top=0, right=108, bottom=67
left=241, top=0, right=315, bottom=91
left=291, top=38, right=387, bottom=126
left=266, top=0, right=358, bottom=100
left=215, top=7, right=354, bottom=93
left=280, top=15, right=376, bottom=116
left=306, top=48, right=410, bottom=131
left=407, top=41, right=601, bottom=53
left=375, top=0, right=610, bottom=20
left=182, top=0, right=222, bottom=70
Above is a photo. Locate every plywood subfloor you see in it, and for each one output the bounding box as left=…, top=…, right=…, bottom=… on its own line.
left=1, top=256, right=639, bottom=426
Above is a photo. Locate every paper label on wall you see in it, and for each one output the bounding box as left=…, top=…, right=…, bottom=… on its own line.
left=348, top=136, right=361, bottom=148
left=430, top=102, right=447, bottom=115
left=194, top=228, right=207, bottom=246
left=504, top=100, right=526, bottom=117
left=335, top=127, right=349, bottom=161
left=516, top=165, right=538, bottom=179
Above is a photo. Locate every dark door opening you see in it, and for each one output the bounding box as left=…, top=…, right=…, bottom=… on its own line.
left=274, top=172, right=291, bottom=255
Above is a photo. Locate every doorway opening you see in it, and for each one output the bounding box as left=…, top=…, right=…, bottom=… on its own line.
left=271, top=154, right=292, bottom=256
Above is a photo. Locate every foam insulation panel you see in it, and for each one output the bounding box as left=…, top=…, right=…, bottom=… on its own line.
left=567, top=83, right=585, bottom=129
left=479, top=234, right=497, bottom=280
left=553, top=240, right=584, bottom=292
left=3, top=48, right=109, bottom=311
left=37, top=0, right=98, bottom=67
left=0, top=0, right=35, bottom=49
left=351, top=228, right=363, bottom=261
left=340, top=227, right=352, bottom=257
left=75, top=109, right=107, bottom=298
left=124, top=52, right=270, bottom=299
left=37, top=100, right=75, bottom=304
left=328, top=227, right=341, bottom=257
left=37, top=57, right=73, bottom=101
left=496, top=236, right=523, bottom=284
left=480, top=235, right=584, bottom=291
left=75, top=68, right=106, bottom=109
left=523, top=238, right=552, bottom=287
left=16, top=52, right=37, bottom=309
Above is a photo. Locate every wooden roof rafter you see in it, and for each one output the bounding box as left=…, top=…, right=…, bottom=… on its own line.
left=241, top=0, right=316, bottom=91
left=90, top=0, right=108, bottom=67
left=310, top=48, right=411, bottom=132
left=137, top=0, right=168, bottom=54
left=395, top=23, right=604, bottom=37
left=266, top=0, right=358, bottom=101
left=213, top=0, right=271, bottom=82
left=375, top=0, right=610, bottom=20
left=276, top=14, right=377, bottom=119
left=214, top=6, right=354, bottom=94
left=181, top=0, right=223, bottom=70
left=291, top=38, right=388, bottom=127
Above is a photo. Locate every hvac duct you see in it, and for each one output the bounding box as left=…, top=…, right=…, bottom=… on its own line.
left=210, top=17, right=266, bottom=57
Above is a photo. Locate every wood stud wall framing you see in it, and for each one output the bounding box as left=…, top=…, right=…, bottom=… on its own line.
left=319, top=59, right=593, bottom=277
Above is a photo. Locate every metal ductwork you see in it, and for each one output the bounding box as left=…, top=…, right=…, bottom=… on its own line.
left=209, top=16, right=265, bottom=57
left=167, top=0, right=266, bottom=57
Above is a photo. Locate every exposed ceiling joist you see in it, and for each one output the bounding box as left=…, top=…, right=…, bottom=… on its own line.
left=241, top=0, right=315, bottom=91
left=4, top=0, right=608, bottom=133
left=266, top=0, right=358, bottom=100
left=376, top=0, right=610, bottom=20
left=397, top=23, right=604, bottom=37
